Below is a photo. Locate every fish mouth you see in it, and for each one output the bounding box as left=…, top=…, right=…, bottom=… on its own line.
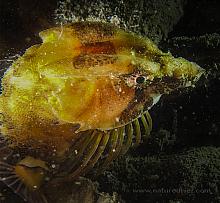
left=194, top=63, right=206, bottom=81
left=183, top=63, right=205, bottom=88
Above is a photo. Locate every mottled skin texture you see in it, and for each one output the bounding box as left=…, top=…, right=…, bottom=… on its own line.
left=0, top=22, right=203, bottom=201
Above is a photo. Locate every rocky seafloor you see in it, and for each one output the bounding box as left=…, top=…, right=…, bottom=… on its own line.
left=0, top=0, right=219, bottom=202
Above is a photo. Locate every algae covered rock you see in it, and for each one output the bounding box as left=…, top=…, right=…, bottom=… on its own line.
left=97, top=147, right=220, bottom=202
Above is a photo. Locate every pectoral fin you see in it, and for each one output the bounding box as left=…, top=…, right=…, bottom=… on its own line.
left=0, top=158, right=48, bottom=203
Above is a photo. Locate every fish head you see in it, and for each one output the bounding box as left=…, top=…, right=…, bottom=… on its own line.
left=120, top=50, right=205, bottom=108
left=116, top=47, right=204, bottom=125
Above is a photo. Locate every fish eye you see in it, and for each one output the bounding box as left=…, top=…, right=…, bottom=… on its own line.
left=136, top=76, right=146, bottom=84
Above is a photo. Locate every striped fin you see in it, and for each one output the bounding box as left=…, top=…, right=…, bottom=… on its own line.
left=53, top=111, right=152, bottom=182
left=0, top=161, right=47, bottom=203
left=52, top=130, right=103, bottom=183
left=95, top=111, right=152, bottom=175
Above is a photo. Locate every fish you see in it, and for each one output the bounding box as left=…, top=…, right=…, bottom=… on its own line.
left=0, top=21, right=204, bottom=202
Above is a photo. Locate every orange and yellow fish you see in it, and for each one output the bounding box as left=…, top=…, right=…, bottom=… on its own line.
left=0, top=21, right=204, bottom=202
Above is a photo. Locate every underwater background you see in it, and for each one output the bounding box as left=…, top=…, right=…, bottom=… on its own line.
left=0, top=0, right=219, bottom=202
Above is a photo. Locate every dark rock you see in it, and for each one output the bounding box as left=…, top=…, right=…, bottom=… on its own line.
left=97, top=147, right=220, bottom=202
left=55, top=0, right=186, bottom=43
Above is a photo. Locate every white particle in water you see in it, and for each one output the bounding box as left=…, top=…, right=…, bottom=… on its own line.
left=51, top=164, right=56, bottom=169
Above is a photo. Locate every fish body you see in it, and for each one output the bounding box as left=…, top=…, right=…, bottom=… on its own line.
left=0, top=21, right=204, bottom=202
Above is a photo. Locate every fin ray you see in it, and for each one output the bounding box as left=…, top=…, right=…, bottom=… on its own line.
left=96, top=126, right=125, bottom=175
left=141, top=114, right=150, bottom=138
left=121, top=123, right=133, bottom=155
left=144, top=111, right=152, bottom=131
left=97, top=129, right=118, bottom=173
left=68, top=130, right=103, bottom=180
left=0, top=160, right=47, bottom=203
left=81, top=131, right=110, bottom=175
left=133, top=118, right=141, bottom=146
